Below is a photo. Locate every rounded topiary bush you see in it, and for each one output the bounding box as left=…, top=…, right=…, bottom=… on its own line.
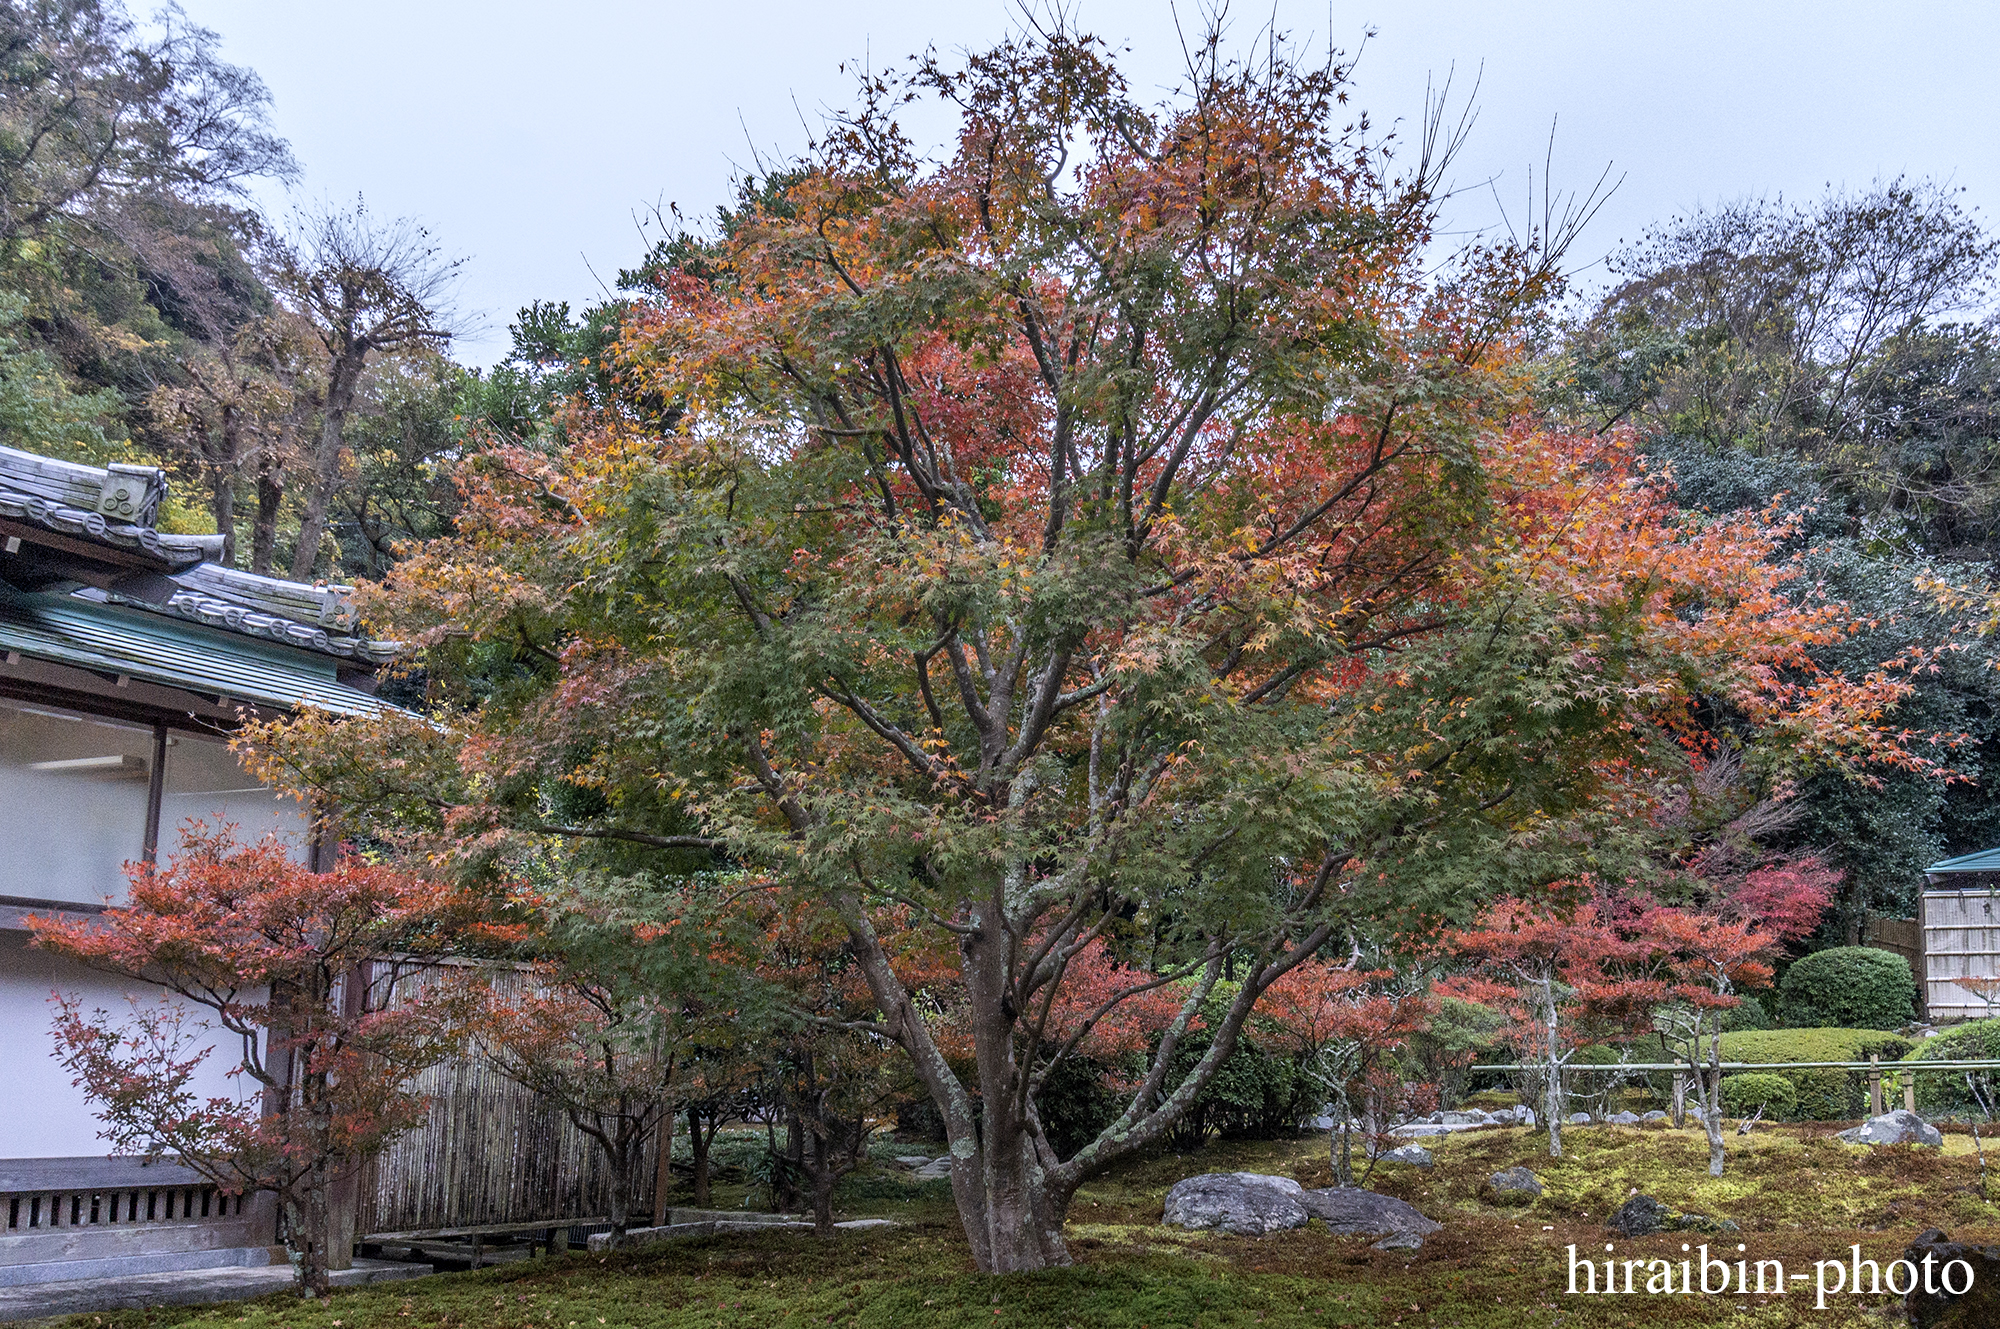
left=1903, top=1019, right=2000, bottom=1118
left=1778, top=947, right=1916, bottom=1031
left=1721, top=1073, right=1798, bottom=1119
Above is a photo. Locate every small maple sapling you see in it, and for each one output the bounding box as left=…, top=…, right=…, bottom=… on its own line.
left=1642, top=857, right=1834, bottom=1177
left=1441, top=896, right=1665, bottom=1159
left=1257, top=960, right=1438, bottom=1184
left=30, top=824, right=491, bottom=1297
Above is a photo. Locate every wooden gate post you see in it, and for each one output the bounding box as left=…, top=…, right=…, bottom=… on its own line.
left=1869, top=1054, right=1884, bottom=1116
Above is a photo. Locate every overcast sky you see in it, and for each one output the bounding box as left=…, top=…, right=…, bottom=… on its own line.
left=173, top=0, right=2000, bottom=367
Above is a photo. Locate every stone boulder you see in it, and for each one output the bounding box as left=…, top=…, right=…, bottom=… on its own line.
left=1837, top=1109, right=1944, bottom=1147
left=1606, top=1194, right=1739, bottom=1237
left=1486, top=1167, right=1544, bottom=1203
left=1641, top=1110, right=1668, bottom=1122
left=1375, top=1144, right=1434, bottom=1169
left=1607, top=1194, right=1670, bottom=1237
left=1905, top=1229, right=2000, bottom=1329
left=1440, top=1110, right=1488, bottom=1126
left=1298, top=1187, right=1442, bottom=1251
left=1162, top=1172, right=1309, bottom=1236
left=1607, top=1111, right=1642, bottom=1126
left=1568, top=1112, right=1592, bottom=1125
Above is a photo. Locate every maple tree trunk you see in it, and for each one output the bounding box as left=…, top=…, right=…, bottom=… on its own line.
left=808, top=1130, right=836, bottom=1237
left=689, top=1106, right=711, bottom=1207
left=1541, top=976, right=1564, bottom=1160
left=951, top=926, right=1073, bottom=1272
left=286, top=1162, right=335, bottom=1298
left=1703, top=1021, right=1727, bottom=1177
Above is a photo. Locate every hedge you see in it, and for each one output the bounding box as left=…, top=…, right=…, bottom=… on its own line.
left=1714, top=1028, right=1914, bottom=1121
left=1900, top=1019, right=2000, bottom=1118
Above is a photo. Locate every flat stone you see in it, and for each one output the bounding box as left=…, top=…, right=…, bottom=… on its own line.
left=1162, top=1172, right=1308, bottom=1236
left=1439, top=1110, right=1488, bottom=1126
left=1837, top=1110, right=1944, bottom=1148
left=1487, top=1167, right=1544, bottom=1202
left=1297, top=1187, right=1441, bottom=1251
left=1608, top=1194, right=1669, bottom=1237
left=1376, top=1145, right=1434, bottom=1168
left=0, top=1259, right=430, bottom=1320
left=1905, top=1229, right=2000, bottom=1329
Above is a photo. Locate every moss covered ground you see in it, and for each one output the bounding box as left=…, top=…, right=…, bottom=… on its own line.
left=45, top=1122, right=2000, bottom=1329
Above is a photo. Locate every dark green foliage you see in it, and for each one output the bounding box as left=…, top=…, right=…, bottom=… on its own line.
left=1721, top=994, right=1772, bottom=1032
left=1713, top=1028, right=1914, bottom=1120
left=1779, top=947, right=1917, bottom=1030
left=1903, top=1018, right=2000, bottom=1118
left=1720, top=1072, right=1798, bottom=1119
left=1163, top=1032, right=1299, bottom=1148
left=1034, top=1055, right=1124, bottom=1160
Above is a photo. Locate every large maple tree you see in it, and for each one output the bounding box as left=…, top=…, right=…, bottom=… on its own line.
left=254, top=24, right=1944, bottom=1272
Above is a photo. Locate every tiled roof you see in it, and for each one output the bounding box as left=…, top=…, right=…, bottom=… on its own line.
left=0, top=443, right=399, bottom=666
left=0, top=591, right=392, bottom=716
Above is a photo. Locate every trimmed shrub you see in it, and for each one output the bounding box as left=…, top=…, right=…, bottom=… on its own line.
left=1715, top=1028, right=1914, bottom=1120
left=1902, top=1019, right=2000, bottom=1118
left=1778, top=947, right=1916, bottom=1031
left=1721, top=1073, right=1798, bottom=1119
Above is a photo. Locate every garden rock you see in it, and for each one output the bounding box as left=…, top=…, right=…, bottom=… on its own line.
left=1569, top=1112, right=1592, bottom=1125
left=1162, top=1172, right=1308, bottom=1236
left=1674, top=1213, right=1739, bottom=1234
left=1641, top=1111, right=1668, bottom=1122
left=1608, top=1194, right=1670, bottom=1237
left=912, top=1157, right=954, bottom=1180
left=1297, top=1187, right=1442, bottom=1251
left=1607, top=1111, right=1642, bottom=1125
left=1376, top=1144, right=1434, bottom=1169
left=1440, top=1110, right=1488, bottom=1126
left=1837, top=1109, right=1943, bottom=1147
left=1487, top=1167, right=1544, bottom=1202
left=1905, top=1229, right=2000, bottom=1329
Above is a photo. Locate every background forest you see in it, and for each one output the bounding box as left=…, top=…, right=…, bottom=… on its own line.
left=7, top=0, right=1997, bottom=949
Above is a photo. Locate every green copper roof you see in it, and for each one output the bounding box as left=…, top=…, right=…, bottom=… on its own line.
left=1926, top=846, right=2000, bottom=875
left=0, top=592, right=388, bottom=717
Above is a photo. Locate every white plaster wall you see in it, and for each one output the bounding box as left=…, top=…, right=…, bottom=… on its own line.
left=0, top=932, right=257, bottom=1160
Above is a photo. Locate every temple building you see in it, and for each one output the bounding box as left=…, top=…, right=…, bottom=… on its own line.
left=0, top=442, right=393, bottom=1286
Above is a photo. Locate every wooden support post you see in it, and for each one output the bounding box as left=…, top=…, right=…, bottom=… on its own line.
left=1906, top=1076, right=1918, bottom=1114
left=1870, top=1054, right=1884, bottom=1116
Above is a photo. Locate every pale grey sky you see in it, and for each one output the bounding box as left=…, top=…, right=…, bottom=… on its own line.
left=174, top=0, right=2000, bottom=366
